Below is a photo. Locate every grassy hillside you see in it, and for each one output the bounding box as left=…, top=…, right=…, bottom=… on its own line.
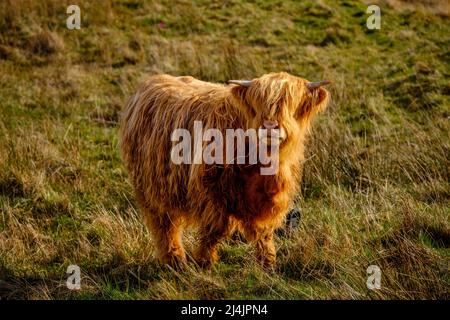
left=0, top=0, right=449, bottom=299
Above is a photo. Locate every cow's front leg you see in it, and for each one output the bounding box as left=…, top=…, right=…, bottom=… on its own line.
left=256, top=231, right=276, bottom=268
left=195, top=213, right=233, bottom=268
left=243, top=225, right=276, bottom=269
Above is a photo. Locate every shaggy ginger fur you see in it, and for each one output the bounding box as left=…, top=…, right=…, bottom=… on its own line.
left=120, top=72, right=329, bottom=268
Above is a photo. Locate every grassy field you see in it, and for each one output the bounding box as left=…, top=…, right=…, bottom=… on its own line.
left=0, top=0, right=449, bottom=299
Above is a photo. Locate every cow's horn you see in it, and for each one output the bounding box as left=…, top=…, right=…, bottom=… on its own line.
left=307, top=80, right=331, bottom=90
left=228, top=80, right=252, bottom=87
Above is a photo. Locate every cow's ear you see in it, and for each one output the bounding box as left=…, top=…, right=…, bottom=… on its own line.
left=296, top=86, right=330, bottom=120
left=312, top=86, right=330, bottom=114
left=229, top=81, right=256, bottom=119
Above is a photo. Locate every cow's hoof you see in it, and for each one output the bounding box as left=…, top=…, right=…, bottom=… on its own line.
left=160, top=254, right=187, bottom=271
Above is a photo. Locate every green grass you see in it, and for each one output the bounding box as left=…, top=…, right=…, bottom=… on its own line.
left=0, top=0, right=449, bottom=299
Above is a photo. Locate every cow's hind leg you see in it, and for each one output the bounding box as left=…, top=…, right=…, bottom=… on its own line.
left=142, top=209, right=186, bottom=268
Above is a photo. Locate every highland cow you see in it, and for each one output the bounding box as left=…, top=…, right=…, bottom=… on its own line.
left=120, top=72, right=330, bottom=268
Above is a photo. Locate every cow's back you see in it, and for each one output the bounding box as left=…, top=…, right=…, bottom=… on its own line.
left=120, top=74, right=229, bottom=213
